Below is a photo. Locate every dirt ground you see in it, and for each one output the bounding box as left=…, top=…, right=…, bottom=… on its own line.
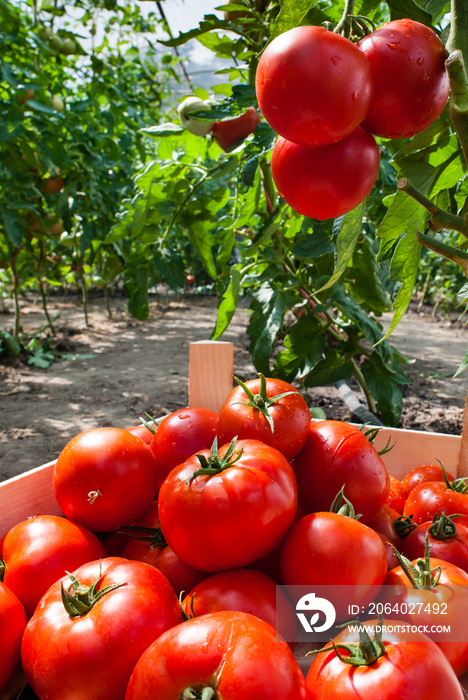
left=0, top=291, right=466, bottom=482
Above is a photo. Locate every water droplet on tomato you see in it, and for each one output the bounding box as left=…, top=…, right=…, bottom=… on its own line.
left=330, top=55, right=341, bottom=65
left=422, top=70, right=430, bottom=81
left=386, top=41, right=401, bottom=50
left=351, top=91, right=360, bottom=102
left=416, top=56, right=424, bottom=65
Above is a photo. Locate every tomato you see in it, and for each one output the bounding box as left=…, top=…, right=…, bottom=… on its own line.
left=126, top=423, right=156, bottom=445
left=401, top=463, right=455, bottom=496
left=53, top=427, right=159, bottom=532
left=400, top=511, right=468, bottom=574
left=0, top=582, right=27, bottom=691
left=1, top=514, right=104, bottom=618
left=216, top=374, right=311, bottom=461
left=149, top=406, right=218, bottom=491
left=211, top=107, right=261, bottom=151
left=255, top=25, right=373, bottom=147
left=358, top=19, right=450, bottom=139
left=306, top=618, right=464, bottom=699
left=185, top=273, right=195, bottom=285
left=158, top=438, right=297, bottom=572
left=385, top=475, right=407, bottom=513
left=403, top=479, right=468, bottom=526
left=181, top=568, right=298, bottom=644
left=41, top=175, right=64, bottom=194
left=21, top=557, right=182, bottom=700
left=382, top=556, right=468, bottom=676
left=279, top=510, right=388, bottom=621
left=292, top=420, right=389, bottom=523
left=271, top=128, right=380, bottom=221
left=120, top=500, right=207, bottom=596
left=125, top=611, right=309, bottom=700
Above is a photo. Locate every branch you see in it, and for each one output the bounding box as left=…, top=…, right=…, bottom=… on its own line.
left=397, top=178, right=468, bottom=237
left=416, top=231, right=468, bottom=277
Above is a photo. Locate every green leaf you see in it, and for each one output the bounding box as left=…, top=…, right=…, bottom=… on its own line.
left=189, top=220, right=217, bottom=280
left=0, top=329, right=21, bottom=357
left=454, top=350, right=468, bottom=378
left=2, top=210, right=23, bottom=247
left=211, top=267, right=242, bottom=340
left=140, top=123, right=184, bottom=137
left=317, top=202, right=365, bottom=293
left=361, top=353, right=405, bottom=426
left=247, top=284, right=296, bottom=375
left=158, top=15, right=230, bottom=47
left=387, top=0, right=432, bottom=24
left=381, top=232, right=421, bottom=342
left=376, top=191, right=427, bottom=259
left=303, top=347, right=354, bottom=388
left=273, top=314, right=326, bottom=382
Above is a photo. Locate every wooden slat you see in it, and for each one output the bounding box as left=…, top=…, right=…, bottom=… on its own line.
left=188, top=340, right=234, bottom=413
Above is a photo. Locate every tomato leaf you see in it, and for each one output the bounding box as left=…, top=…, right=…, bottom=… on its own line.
left=211, top=267, right=242, bottom=340
left=381, top=232, right=422, bottom=342
left=273, top=314, right=327, bottom=382
left=316, top=202, right=365, bottom=293
left=386, top=0, right=432, bottom=25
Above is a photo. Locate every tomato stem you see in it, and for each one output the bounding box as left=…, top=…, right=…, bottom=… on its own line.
left=232, top=372, right=301, bottom=434
left=397, top=178, right=468, bottom=237
left=307, top=616, right=386, bottom=666
left=61, top=567, right=126, bottom=618
left=333, top=0, right=355, bottom=39
left=187, top=437, right=244, bottom=483
left=428, top=511, right=464, bottom=540
left=118, top=525, right=167, bottom=548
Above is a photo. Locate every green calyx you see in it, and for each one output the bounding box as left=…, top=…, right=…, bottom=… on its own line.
left=181, top=687, right=216, bottom=700
left=307, top=616, right=386, bottom=667
left=233, top=373, right=301, bottom=434
left=330, top=486, right=362, bottom=520
left=439, top=459, right=468, bottom=494
left=393, top=514, right=417, bottom=539
left=61, top=566, right=126, bottom=618
left=428, top=511, right=464, bottom=540
left=390, top=533, right=441, bottom=589
left=118, top=525, right=167, bottom=549
left=0, top=560, right=4, bottom=582
left=187, top=436, right=243, bottom=484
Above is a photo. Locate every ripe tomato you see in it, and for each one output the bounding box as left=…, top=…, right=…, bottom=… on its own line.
left=1, top=514, right=104, bottom=618
left=41, top=175, right=64, bottom=194
left=292, top=420, right=389, bottom=523
left=279, top=510, right=388, bottom=620
left=216, top=374, right=311, bottom=461
left=271, top=128, right=380, bottom=221
left=125, top=423, right=156, bottom=445
left=181, top=568, right=297, bottom=644
left=368, top=504, right=408, bottom=569
left=21, top=557, right=182, bottom=700
left=385, top=474, right=407, bottom=513
left=125, top=611, right=309, bottom=700
left=255, top=25, right=373, bottom=147
left=53, top=427, right=159, bottom=532
left=0, top=582, right=27, bottom=691
left=382, top=556, right=468, bottom=676
left=211, top=107, right=261, bottom=151
left=158, top=438, right=297, bottom=572
left=306, top=618, right=464, bottom=699
left=403, top=479, right=468, bottom=526
left=149, top=406, right=218, bottom=491
left=120, top=500, right=207, bottom=596
left=401, top=463, right=455, bottom=496
left=400, top=511, right=468, bottom=574
left=358, top=19, right=450, bottom=139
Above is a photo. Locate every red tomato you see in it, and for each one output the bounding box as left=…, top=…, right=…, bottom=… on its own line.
left=0, top=583, right=27, bottom=691
left=21, top=557, right=182, bottom=700
left=126, top=423, right=156, bottom=445
left=125, top=611, right=309, bottom=700
left=400, top=512, right=468, bottom=574
left=279, top=511, right=388, bottom=620
left=358, top=19, right=450, bottom=139
left=216, top=374, right=311, bottom=461
left=149, top=406, right=218, bottom=491
left=271, top=128, right=380, bottom=221
left=41, top=175, right=64, bottom=194
left=401, top=463, right=455, bottom=496
left=158, top=438, right=297, bottom=572
left=292, top=420, right=389, bottom=523
left=181, top=568, right=297, bottom=644
left=385, top=475, right=407, bottom=513
left=120, top=500, right=207, bottom=596
left=2, top=514, right=104, bottom=618
left=306, top=618, right=464, bottom=699
left=403, top=480, right=468, bottom=526
left=211, top=107, right=261, bottom=151
left=382, top=557, right=468, bottom=676
left=255, top=25, right=373, bottom=147
left=53, top=427, right=159, bottom=532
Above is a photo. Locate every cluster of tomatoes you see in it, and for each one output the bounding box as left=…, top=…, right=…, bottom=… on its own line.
left=1, top=374, right=467, bottom=698
left=255, top=19, right=450, bottom=221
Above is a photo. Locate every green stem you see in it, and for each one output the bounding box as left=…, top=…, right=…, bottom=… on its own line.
left=397, top=178, right=468, bottom=236
left=11, top=266, right=20, bottom=339
left=446, top=0, right=468, bottom=64
left=39, top=277, right=56, bottom=335
left=446, top=51, right=468, bottom=179
left=416, top=231, right=468, bottom=277
left=334, top=0, right=355, bottom=38
left=351, top=357, right=377, bottom=414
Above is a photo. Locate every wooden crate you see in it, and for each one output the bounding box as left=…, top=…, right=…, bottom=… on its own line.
left=1, top=340, right=467, bottom=693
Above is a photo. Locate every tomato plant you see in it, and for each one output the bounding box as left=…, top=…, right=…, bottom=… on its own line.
left=255, top=25, right=373, bottom=147
left=211, top=107, right=261, bottom=151
left=158, top=437, right=297, bottom=571
left=1, top=514, right=104, bottom=618
left=216, top=373, right=311, bottom=460
left=21, top=557, right=182, bottom=700
left=306, top=618, right=464, bottom=699
left=358, top=19, right=450, bottom=139
left=270, top=127, right=380, bottom=220
left=279, top=496, right=388, bottom=621
left=125, top=611, right=309, bottom=700
left=0, top=582, right=26, bottom=692
left=53, top=427, right=159, bottom=532
left=292, top=420, right=389, bottom=523
left=149, top=407, right=218, bottom=491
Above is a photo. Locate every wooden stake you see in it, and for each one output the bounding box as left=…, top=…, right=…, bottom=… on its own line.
left=188, top=340, right=234, bottom=413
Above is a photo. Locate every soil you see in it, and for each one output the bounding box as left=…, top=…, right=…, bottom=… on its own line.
left=0, top=291, right=467, bottom=482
